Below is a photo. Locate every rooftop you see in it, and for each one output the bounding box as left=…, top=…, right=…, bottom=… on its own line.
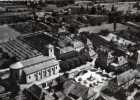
left=116, top=69, right=138, bottom=86
left=63, top=79, right=88, bottom=99
left=21, top=55, right=58, bottom=75
left=0, top=39, right=41, bottom=60
left=0, top=25, right=20, bottom=43
left=21, top=55, right=54, bottom=68
left=25, top=84, right=43, bottom=100
left=20, top=33, right=56, bottom=55
left=100, top=33, right=135, bottom=46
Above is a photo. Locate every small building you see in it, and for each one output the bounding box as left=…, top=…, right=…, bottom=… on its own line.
left=24, top=84, right=45, bottom=100
left=24, top=84, right=55, bottom=100
left=72, top=38, right=93, bottom=52
left=63, top=79, right=89, bottom=100
left=56, top=38, right=94, bottom=58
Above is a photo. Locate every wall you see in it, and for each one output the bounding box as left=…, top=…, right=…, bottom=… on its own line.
left=26, top=64, right=59, bottom=84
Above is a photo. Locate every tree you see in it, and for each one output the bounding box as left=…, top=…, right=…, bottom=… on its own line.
left=100, top=29, right=110, bottom=36
left=60, top=61, right=70, bottom=72
left=67, top=59, right=76, bottom=69
left=80, top=32, right=88, bottom=44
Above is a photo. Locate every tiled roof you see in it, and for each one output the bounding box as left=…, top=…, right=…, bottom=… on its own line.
left=20, top=33, right=56, bottom=55
left=60, top=46, right=74, bottom=54
left=90, top=34, right=126, bottom=55
left=21, top=55, right=54, bottom=67
left=117, top=69, right=138, bottom=86
left=63, top=80, right=88, bottom=99
left=23, top=57, right=58, bottom=75
left=0, top=39, right=41, bottom=60
left=69, top=84, right=88, bottom=99
left=26, top=84, right=42, bottom=100
left=58, top=51, right=79, bottom=60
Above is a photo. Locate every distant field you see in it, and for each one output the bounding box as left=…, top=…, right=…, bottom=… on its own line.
left=79, top=23, right=128, bottom=33
left=98, top=2, right=136, bottom=12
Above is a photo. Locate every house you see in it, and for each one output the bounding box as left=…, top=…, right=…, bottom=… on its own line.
left=100, top=33, right=135, bottom=47
left=96, top=46, right=114, bottom=67
left=56, top=38, right=94, bottom=57
left=109, top=51, right=129, bottom=73
left=107, top=69, right=138, bottom=93
left=72, top=38, right=93, bottom=52
left=128, top=50, right=140, bottom=66
left=24, top=84, right=45, bottom=100
left=24, top=84, right=55, bottom=100
left=63, top=79, right=89, bottom=100
left=116, top=69, right=138, bottom=89
left=9, top=44, right=60, bottom=89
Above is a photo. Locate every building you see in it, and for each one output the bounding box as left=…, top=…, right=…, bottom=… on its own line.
left=106, top=69, right=138, bottom=93
left=56, top=38, right=94, bottom=56
left=95, top=46, right=114, bottom=68
left=24, top=84, right=45, bottom=100
left=99, top=33, right=136, bottom=51
left=109, top=51, right=129, bottom=73
left=128, top=50, right=140, bottom=66
left=9, top=44, right=60, bottom=89
left=63, top=79, right=89, bottom=100
left=0, top=39, right=41, bottom=60
left=24, top=84, right=55, bottom=100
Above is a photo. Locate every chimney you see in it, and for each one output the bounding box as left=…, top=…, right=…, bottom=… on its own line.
left=47, top=44, right=55, bottom=57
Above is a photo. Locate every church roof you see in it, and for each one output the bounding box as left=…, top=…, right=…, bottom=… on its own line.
left=21, top=55, right=54, bottom=68
left=23, top=59, right=59, bottom=75
left=10, top=55, right=58, bottom=75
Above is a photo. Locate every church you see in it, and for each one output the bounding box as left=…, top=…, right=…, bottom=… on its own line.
left=9, top=44, right=60, bottom=89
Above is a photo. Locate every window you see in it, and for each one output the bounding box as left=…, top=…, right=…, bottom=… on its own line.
left=42, top=83, right=46, bottom=88
left=34, top=73, right=38, bottom=81
left=28, top=75, right=31, bottom=79
left=39, top=71, right=42, bottom=79
left=52, top=67, right=55, bottom=74
left=43, top=70, right=47, bottom=77
left=48, top=69, right=51, bottom=76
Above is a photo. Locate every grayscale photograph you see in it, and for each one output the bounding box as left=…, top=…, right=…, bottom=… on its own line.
left=0, top=0, right=139, bottom=100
